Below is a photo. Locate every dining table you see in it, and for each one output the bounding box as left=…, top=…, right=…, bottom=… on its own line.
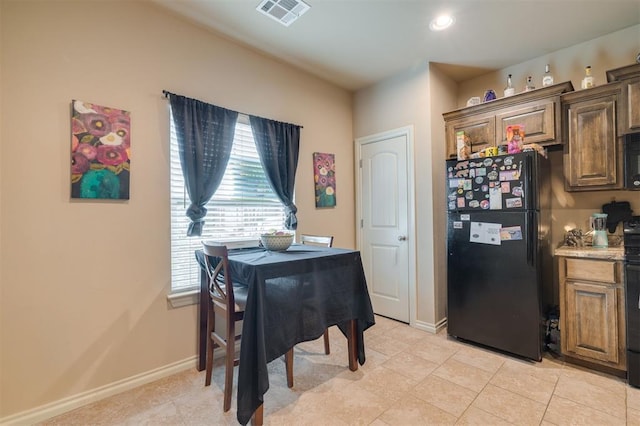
left=196, top=243, right=375, bottom=425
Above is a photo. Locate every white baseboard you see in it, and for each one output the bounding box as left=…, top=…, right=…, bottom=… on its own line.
left=0, top=356, right=197, bottom=426
left=412, top=317, right=447, bottom=334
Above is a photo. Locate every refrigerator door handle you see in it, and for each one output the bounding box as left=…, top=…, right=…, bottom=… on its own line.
left=525, top=155, right=534, bottom=209
left=526, top=211, right=535, bottom=267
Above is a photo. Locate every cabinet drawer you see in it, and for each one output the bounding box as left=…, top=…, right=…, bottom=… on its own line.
left=565, top=258, right=618, bottom=284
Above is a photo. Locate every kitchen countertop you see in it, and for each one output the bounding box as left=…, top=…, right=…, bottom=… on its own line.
left=554, top=245, right=625, bottom=261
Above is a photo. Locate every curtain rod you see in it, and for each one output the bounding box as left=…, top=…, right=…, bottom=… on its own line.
left=162, top=90, right=303, bottom=129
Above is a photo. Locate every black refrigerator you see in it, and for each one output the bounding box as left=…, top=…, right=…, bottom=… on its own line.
left=445, top=151, right=553, bottom=361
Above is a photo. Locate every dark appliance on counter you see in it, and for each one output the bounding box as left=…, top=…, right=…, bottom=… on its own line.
left=624, top=132, right=640, bottom=190
left=446, top=151, right=552, bottom=361
left=624, top=216, right=640, bottom=387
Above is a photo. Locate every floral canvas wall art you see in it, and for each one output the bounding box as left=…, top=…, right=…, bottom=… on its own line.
left=71, top=100, right=130, bottom=199
left=313, top=152, right=336, bottom=208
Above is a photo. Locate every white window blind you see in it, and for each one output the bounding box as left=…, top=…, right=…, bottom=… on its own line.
left=170, top=113, right=286, bottom=292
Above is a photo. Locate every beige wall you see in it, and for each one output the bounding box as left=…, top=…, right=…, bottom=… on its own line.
left=427, top=64, right=458, bottom=324
left=0, top=0, right=353, bottom=418
left=353, top=62, right=456, bottom=330
left=456, top=25, right=640, bottom=110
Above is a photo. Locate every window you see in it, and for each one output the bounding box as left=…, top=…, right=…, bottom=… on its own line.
left=170, top=114, right=286, bottom=292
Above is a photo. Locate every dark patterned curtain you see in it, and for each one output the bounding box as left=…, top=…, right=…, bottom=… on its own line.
left=167, top=93, right=238, bottom=236
left=249, top=116, right=301, bottom=230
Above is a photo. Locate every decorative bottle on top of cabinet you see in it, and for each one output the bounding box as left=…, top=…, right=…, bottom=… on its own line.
left=542, top=64, right=554, bottom=87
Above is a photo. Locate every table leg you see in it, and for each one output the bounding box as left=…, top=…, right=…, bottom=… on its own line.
left=251, top=404, right=263, bottom=426
left=198, top=267, right=208, bottom=372
left=285, top=348, right=294, bottom=388
left=347, top=319, right=357, bottom=371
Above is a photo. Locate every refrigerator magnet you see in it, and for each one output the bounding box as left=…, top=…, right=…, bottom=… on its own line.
left=501, top=182, right=511, bottom=193
left=453, top=221, right=463, bottom=229
left=461, top=214, right=471, bottom=221
left=449, top=178, right=462, bottom=188
left=457, top=197, right=466, bottom=208
left=469, top=200, right=480, bottom=208
left=476, top=168, right=487, bottom=176
left=512, top=186, right=523, bottom=197
left=488, top=171, right=498, bottom=180
left=500, top=226, right=523, bottom=241
left=480, top=200, right=489, bottom=209
left=505, top=198, right=523, bottom=208
left=489, top=187, right=502, bottom=209
left=454, top=161, right=469, bottom=170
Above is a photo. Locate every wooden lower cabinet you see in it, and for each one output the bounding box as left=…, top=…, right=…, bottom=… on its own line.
left=558, top=256, right=626, bottom=371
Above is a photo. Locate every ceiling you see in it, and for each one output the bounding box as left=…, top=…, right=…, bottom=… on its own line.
left=152, top=0, right=640, bottom=91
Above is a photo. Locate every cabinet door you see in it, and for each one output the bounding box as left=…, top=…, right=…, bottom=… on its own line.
left=565, top=93, right=620, bottom=189
left=621, top=77, right=640, bottom=134
left=565, top=280, right=618, bottom=364
left=445, top=114, right=495, bottom=159
left=496, top=101, right=557, bottom=146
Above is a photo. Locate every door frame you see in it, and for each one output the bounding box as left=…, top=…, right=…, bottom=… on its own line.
left=355, top=125, right=416, bottom=325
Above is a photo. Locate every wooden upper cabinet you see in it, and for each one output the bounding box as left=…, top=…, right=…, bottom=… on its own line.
left=624, top=78, right=640, bottom=133
left=444, top=113, right=495, bottom=158
left=562, top=84, right=622, bottom=191
left=607, top=63, right=640, bottom=135
left=442, top=82, right=573, bottom=159
left=497, top=100, right=556, bottom=145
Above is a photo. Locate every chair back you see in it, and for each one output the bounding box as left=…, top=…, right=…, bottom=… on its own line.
left=300, top=234, right=333, bottom=247
left=202, top=243, right=235, bottom=311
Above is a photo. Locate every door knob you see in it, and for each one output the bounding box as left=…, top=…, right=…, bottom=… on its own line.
left=398, top=235, right=407, bottom=241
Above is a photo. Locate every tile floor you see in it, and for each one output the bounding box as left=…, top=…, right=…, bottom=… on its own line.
left=43, top=315, right=640, bottom=425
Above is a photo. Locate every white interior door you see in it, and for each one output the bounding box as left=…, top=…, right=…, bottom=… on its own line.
left=356, top=127, right=414, bottom=323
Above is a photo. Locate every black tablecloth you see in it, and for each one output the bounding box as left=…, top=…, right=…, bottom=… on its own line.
left=196, top=244, right=375, bottom=425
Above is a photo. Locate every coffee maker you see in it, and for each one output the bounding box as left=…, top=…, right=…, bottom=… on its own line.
left=591, top=213, right=608, bottom=248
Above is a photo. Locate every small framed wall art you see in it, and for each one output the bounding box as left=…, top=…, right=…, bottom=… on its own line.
left=313, top=152, right=336, bottom=208
left=71, top=100, right=130, bottom=199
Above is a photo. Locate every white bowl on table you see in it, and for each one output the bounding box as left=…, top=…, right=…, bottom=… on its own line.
left=259, top=233, right=294, bottom=251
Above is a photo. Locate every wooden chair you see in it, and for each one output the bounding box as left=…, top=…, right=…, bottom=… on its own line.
left=300, top=234, right=334, bottom=355
left=202, top=243, right=293, bottom=412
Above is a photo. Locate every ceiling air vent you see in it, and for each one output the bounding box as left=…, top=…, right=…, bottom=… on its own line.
left=256, top=0, right=311, bottom=27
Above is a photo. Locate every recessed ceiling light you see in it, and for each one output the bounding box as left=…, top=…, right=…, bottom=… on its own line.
left=429, top=14, right=455, bottom=31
